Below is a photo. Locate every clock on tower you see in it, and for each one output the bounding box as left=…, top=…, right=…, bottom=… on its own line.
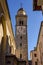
left=16, top=26, right=26, bottom=35
left=15, top=8, right=28, bottom=64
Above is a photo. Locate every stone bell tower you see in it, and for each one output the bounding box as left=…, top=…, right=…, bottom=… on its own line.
left=15, top=7, right=28, bottom=62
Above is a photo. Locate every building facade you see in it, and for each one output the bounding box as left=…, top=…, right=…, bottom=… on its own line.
left=0, top=0, right=16, bottom=65
left=30, top=22, right=43, bottom=65
left=30, top=48, right=38, bottom=65
left=37, top=22, right=43, bottom=65
left=15, top=8, right=28, bottom=64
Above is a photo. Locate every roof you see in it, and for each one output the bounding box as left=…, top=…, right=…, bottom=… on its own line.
left=18, top=8, right=24, bottom=11
left=17, top=8, right=26, bottom=15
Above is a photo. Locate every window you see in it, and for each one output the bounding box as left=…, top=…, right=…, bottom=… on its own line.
left=6, top=61, right=11, bottom=64
left=19, top=21, right=21, bottom=25
left=19, top=21, right=23, bottom=25
left=9, top=46, right=11, bottom=53
left=20, top=54, right=22, bottom=59
left=34, top=54, right=37, bottom=57
left=42, top=34, right=43, bottom=37
left=22, top=21, right=23, bottom=25
left=20, top=36, right=22, bottom=39
left=20, top=43, right=22, bottom=47
left=35, top=62, right=37, bottom=65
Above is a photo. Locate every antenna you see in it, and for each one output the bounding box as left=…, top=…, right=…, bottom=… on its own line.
left=20, top=3, right=23, bottom=8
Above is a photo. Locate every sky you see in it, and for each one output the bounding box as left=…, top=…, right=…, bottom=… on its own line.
left=7, top=0, right=43, bottom=60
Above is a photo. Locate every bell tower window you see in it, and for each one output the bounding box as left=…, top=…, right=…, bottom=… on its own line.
left=22, top=21, right=23, bottom=25
left=20, top=43, right=22, bottom=47
left=19, top=21, right=21, bottom=25
left=20, top=36, right=22, bottom=39
left=19, top=21, right=23, bottom=25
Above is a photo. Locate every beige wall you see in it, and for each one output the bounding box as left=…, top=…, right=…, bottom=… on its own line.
left=37, top=43, right=41, bottom=65
left=0, top=24, right=3, bottom=43
left=0, top=0, right=16, bottom=55
left=30, top=22, right=43, bottom=65
left=30, top=50, right=37, bottom=65
left=37, top=23, right=43, bottom=65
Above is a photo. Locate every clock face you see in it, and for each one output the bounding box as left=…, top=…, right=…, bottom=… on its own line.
left=17, top=26, right=26, bottom=35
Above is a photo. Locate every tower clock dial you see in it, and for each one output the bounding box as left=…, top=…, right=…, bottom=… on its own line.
left=17, top=26, right=26, bottom=35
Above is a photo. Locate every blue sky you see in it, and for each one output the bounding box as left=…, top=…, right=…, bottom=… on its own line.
left=7, top=0, right=43, bottom=60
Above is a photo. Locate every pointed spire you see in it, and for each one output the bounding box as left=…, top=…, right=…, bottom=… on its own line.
left=20, top=3, right=23, bottom=8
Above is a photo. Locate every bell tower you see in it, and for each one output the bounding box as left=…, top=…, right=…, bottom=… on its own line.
left=15, top=8, right=28, bottom=62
